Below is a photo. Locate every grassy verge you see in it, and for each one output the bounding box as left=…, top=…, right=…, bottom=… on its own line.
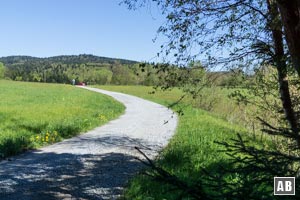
left=0, top=80, right=125, bottom=158
left=99, top=85, right=254, bottom=128
left=96, top=85, right=257, bottom=199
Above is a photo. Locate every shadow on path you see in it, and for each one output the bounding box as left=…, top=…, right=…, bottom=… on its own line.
left=0, top=136, right=146, bottom=200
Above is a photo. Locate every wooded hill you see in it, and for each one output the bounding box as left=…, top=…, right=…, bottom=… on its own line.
left=0, top=54, right=149, bottom=85
left=0, top=54, right=248, bottom=87
left=0, top=54, right=137, bottom=65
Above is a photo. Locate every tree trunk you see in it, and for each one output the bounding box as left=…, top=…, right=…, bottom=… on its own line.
left=267, top=0, right=299, bottom=144
left=276, top=0, right=300, bottom=76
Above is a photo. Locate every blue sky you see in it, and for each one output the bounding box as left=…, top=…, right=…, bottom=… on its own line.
left=0, top=0, right=166, bottom=62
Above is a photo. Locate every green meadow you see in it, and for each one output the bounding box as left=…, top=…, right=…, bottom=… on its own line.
left=0, top=80, right=275, bottom=198
left=97, top=85, right=269, bottom=199
left=0, top=80, right=125, bottom=158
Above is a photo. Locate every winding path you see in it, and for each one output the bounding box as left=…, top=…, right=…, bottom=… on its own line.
left=0, top=87, right=178, bottom=200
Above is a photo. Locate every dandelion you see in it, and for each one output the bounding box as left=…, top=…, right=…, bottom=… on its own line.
left=98, top=114, right=107, bottom=121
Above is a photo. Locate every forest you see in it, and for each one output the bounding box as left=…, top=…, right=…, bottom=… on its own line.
left=0, top=54, right=246, bottom=87
left=0, top=54, right=142, bottom=85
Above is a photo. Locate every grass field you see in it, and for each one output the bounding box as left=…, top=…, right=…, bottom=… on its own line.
left=96, top=85, right=262, bottom=199
left=0, top=80, right=125, bottom=158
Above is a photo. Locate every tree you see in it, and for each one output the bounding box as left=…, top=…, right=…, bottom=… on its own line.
left=111, top=64, right=137, bottom=85
left=124, top=1, right=299, bottom=74
left=95, top=68, right=113, bottom=84
left=0, top=62, right=5, bottom=79
left=276, top=0, right=300, bottom=75
left=123, top=0, right=300, bottom=144
left=123, top=0, right=300, bottom=198
left=266, top=0, right=299, bottom=144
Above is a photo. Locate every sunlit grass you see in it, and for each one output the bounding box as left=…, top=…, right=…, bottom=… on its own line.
left=0, top=80, right=125, bottom=158
left=96, top=85, right=252, bottom=199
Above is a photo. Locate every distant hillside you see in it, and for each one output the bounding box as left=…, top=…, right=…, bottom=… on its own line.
left=0, top=54, right=247, bottom=87
left=0, top=54, right=138, bottom=65
left=0, top=54, right=161, bottom=85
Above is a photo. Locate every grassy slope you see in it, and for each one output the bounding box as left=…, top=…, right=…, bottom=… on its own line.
left=96, top=85, right=248, bottom=199
left=0, top=80, right=125, bottom=158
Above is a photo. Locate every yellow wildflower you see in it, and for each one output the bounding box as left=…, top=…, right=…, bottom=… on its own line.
left=99, top=114, right=107, bottom=121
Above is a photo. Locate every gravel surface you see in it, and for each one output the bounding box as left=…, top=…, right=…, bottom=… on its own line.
left=0, top=86, right=178, bottom=200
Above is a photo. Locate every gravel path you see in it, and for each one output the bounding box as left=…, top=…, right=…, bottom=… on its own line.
left=0, top=86, right=178, bottom=200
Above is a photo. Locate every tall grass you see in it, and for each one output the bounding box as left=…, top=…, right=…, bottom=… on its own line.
left=0, top=80, right=125, bottom=158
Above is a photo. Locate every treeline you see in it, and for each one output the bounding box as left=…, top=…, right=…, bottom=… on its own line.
left=0, top=54, right=250, bottom=87
left=0, top=54, right=163, bottom=85
left=0, top=54, right=137, bottom=65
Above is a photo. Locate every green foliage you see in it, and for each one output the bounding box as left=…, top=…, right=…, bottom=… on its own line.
left=0, top=80, right=125, bottom=158
left=0, top=54, right=138, bottom=84
left=0, top=62, right=5, bottom=79
left=0, top=55, right=177, bottom=86
left=0, top=54, right=251, bottom=88
left=230, top=66, right=282, bottom=127
left=132, top=63, right=161, bottom=86
left=94, top=68, right=113, bottom=84
left=111, top=64, right=138, bottom=85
